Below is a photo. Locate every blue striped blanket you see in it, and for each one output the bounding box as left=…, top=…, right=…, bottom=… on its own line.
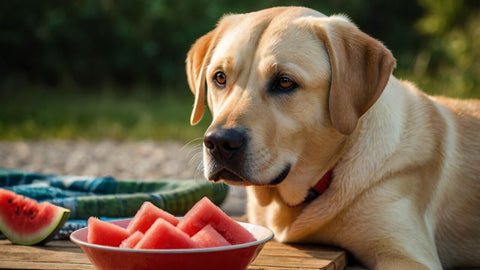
left=0, top=169, right=228, bottom=239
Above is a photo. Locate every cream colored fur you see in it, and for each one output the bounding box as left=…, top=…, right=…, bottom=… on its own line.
left=186, top=7, right=480, bottom=270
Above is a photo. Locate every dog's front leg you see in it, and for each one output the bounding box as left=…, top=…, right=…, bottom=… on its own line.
left=372, top=256, right=436, bottom=270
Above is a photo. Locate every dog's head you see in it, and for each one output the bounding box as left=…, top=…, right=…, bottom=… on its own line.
left=186, top=7, right=395, bottom=205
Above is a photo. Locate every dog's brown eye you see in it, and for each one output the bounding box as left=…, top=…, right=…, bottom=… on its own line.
left=279, top=77, right=294, bottom=89
left=272, top=76, right=297, bottom=92
left=269, top=75, right=298, bottom=94
left=214, top=72, right=227, bottom=87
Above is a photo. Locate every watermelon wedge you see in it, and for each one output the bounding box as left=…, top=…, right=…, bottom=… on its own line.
left=126, top=201, right=178, bottom=234
left=120, top=231, right=144, bottom=249
left=87, top=217, right=130, bottom=247
left=178, top=197, right=256, bottom=245
left=0, top=188, right=70, bottom=245
left=191, top=224, right=231, bottom=248
left=135, top=218, right=200, bottom=249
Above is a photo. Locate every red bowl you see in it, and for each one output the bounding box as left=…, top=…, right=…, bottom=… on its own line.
left=70, top=218, right=274, bottom=270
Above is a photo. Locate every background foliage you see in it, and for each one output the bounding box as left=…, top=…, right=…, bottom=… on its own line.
left=1, top=0, right=479, bottom=141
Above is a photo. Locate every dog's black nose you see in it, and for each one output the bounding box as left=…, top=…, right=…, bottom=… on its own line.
left=204, top=127, right=247, bottom=160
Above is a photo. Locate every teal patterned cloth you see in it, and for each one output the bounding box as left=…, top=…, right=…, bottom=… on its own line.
left=0, top=169, right=228, bottom=239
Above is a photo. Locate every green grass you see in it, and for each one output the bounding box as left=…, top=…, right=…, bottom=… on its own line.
left=0, top=86, right=210, bottom=141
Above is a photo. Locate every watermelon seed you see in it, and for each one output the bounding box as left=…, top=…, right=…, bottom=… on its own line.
left=8, top=199, right=12, bottom=203
left=15, top=206, right=20, bottom=215
left=29, top=209, right=37, bottom=219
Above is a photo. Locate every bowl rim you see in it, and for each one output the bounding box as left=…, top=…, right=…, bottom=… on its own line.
left=70, top=218, right=274, bottom=254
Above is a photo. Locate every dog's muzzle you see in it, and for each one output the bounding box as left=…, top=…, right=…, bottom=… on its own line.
left=203, top=126, right=249, bottom=183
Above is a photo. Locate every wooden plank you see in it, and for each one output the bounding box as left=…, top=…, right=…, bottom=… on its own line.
left=0, top=260, right=92, bottom=270
left=0, top=240, right=94, bottom=270
left=249, top=241, right=347, bottom=270
left=0, top=239, right=347, bottom=270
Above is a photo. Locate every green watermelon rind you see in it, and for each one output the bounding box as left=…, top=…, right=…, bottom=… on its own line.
left=0, top=206, right=70, bottom=246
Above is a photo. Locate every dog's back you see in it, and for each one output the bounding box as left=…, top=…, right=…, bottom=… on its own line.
left=331, top=80, right=480, bottom=269
left=427, top=96, right=480, bottom=268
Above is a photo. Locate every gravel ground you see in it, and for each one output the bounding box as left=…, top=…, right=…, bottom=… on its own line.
left=0, top=140, right=246, bottom=216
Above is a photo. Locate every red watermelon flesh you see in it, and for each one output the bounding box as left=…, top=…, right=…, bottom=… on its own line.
left=87, top=217, right=130, bottom=247
left=191, top=224, right=231, bottom=248
left=86, top=197, right=255, bottom=249
left=0, top=188, right=70, bottom=245
left=178, top=197, right=256, bottom=245
left=135, top=218, right=200, bottom=249
left=119, top=231, right=144, bottom=249
left=126, top=201, right=178, bottom=234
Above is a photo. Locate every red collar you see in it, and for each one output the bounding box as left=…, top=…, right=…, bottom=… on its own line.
left=287, top=168, right=334, bottom=208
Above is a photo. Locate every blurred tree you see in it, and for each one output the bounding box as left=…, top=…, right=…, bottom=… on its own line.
left=414, top=0, right=480, bottom=97
left=1, top=0, right=478, bottom=98
left=0, top=0, right=421, bottom=90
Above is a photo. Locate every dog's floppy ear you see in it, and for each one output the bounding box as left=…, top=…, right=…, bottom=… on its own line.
left=186, top=30, right=215, bottom=125
left=186, top=29, right=218, bottom=125
left=316, top=16, right=396, bottom=135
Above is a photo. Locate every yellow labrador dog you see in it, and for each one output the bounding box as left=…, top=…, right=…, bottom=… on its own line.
left=186, top=6, right=480, bottom=270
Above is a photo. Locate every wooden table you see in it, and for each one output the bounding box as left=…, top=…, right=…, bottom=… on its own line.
left=0, top=239, right=347, bottom=270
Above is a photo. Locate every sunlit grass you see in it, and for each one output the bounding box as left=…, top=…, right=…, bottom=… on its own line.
left=0, top=86, right=210, bottom=142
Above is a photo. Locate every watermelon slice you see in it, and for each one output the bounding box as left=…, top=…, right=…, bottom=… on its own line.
left=191, top=224, right=231, bottom=248
left=178, top=197, right=256, bottom=245
left=87, top=217, right=130, bottom=247
left=135, top=218, right=200, bottom=249
left=85, top=197, right=254, bottom=249
left=0, top=188, right=70, bottom=245
left=126, top=201, right=178, bottom=234
left=119, top=231, right=144, bottom=249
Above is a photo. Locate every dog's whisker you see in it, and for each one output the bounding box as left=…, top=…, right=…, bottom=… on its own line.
left=193, top=160, right=205, bottom=181
left=186, top=149, right=203, bottom=171
left=180, top=139, right=203, bottom=162
left=182, top=137, right=203, bottom=147
left=181, top=138, right=203, bottom=154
